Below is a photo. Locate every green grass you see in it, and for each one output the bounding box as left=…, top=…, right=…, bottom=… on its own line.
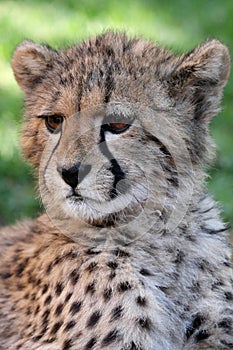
left=0, top=0, right=233, bottom=227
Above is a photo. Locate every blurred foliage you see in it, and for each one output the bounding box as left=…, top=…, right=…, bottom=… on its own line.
left=0, top=0, right=232, bottom=227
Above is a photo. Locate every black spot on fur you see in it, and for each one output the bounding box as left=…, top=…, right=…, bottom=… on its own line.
left=46, top=263, right=52, bottom=274
left=86, top=281, right=96, bottom=294
left=27, top=272, right=36, bottom=285
left=223, top=260, right=232, bottom=268
left=140, top=280, right=145, bottom=287
left=127, top=342, right=143, bottom=350
left=195, top=329, right=210, bottom=342
left=107, top=261, right=118, bottom=269
left=24, top=292, right=29, bottom=299
left=69, top=268, right=80, bottom=285
left=65, top=292, right=73, bottom=302
left=42, top=284, right=49, bottom=295
left=221, top=340, right=233, bottom=347
left=44, top=295, right=52, bottom=305
left=16, top=279, right=24, bottom=289
left=167, top=176, right=179, bottom=187
left=137, top=317, right=152, bottom=331
left=0, top=271, right=12, bottom=279
left=190, top=280, right=201, bottom=293
left=31, top=292, right=36, bottom=301
left=114, top=248, right=130, bottom=258
left=53, top=256, right=62, bottom=267
left=55, top=282, right=64, bottom=296
left=87, top=310, right=102, bottom=327
left=85, top=337, right=97, bottom=349
left=15, top=260, right=28, bottom=277
left=186, top=313, right=204, bottom=339
left=211, top=279, right=224, bottom=290
left=36, top=278, right=41, bottom=286
left=103, top=288, right=112, bottom=301
left=42, top=309, right=50, bottom=322
left=225, top=291, right=233, bottom=301
left=197, top=259, right=213, bottom=272
left=69, top=301, right=82, bottom=315
left=41, top=323, right=48, bottom=335
left=87, top=262, right=98, bottom=272
left=109, top=271, right=116, bottom=280
left=50, top=321, right=63, bottom=334
left=44, top=337, right=56, bottom=343
left=218, top=318, right=232, bottom=332
left=26, top=306, right=31, bottom=315
left=117, top=281, right=132, bottom=292
left=111, top=305, right=123, bottom=321
left=140, top=268, right=152, bottom=276
left=136, top=296, right=147, bottom=306
left=174, top=250, right=185, bottom=264
left=55, top=303, right=64, bottom=316
left=64, top=320, right=76, bottom=331
left=34, top=305, right=40, bottom=315
left=32, top=334, right=44, bottom=342
left=62, top=339, right=72, bottom=350
left=101, top=329, right=119, bottom=346
left=86, top=248, right=101, bottom=255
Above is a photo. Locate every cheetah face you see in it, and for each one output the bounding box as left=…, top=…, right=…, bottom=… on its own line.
left=12, top=33, right=230, bottom=229
left=39, top=102, right=176, bottom=226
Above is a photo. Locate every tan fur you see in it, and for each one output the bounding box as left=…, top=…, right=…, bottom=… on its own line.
left=0, top=32, right=232, bottom=349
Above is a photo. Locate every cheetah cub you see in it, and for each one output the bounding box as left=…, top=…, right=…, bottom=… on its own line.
left=0, top=32, right=233, bottom=350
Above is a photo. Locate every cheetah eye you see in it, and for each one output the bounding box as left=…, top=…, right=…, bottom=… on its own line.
left=44, top=115, right=64, bottom=133
left=103, top=122, right=130, bottom=134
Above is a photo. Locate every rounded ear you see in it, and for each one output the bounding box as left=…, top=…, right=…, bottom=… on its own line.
left=167, top=40, right=231, bottom=121
left=12, top=40, right=56, bottom=93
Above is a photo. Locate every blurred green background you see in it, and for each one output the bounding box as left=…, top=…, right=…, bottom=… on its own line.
left=0, top=0, right=232, bottom=227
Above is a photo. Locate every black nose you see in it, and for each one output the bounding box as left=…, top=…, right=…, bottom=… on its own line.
left=57, top=163, right=91, bottom=189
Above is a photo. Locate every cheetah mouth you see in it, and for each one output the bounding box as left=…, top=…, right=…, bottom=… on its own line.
left=66, top=191, right=84, bottom=202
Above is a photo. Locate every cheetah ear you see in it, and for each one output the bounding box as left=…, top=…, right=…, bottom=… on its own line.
left=12, top=40, right=55, bottom=93
left=168, top=40, right=231, bottom=121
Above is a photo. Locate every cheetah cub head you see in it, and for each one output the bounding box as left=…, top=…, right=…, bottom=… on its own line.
left=12, top=33, right=230, bottom=230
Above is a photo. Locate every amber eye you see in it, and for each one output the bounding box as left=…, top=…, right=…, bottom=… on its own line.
left=45, top=115, right=64, bottom=133
left=104, top=122, right=130, bottom=134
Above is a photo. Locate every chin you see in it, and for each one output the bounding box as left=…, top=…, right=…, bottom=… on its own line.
left=62, top=197, right=105, bottom=225
left=61, top=191, right=147, bottom=227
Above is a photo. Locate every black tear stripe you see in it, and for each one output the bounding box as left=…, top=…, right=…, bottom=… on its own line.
left=109, top=159, right=126, bottom=199
left=144, top=132, right=179, bottom=187
left=99, top=127, right=126, bottom=199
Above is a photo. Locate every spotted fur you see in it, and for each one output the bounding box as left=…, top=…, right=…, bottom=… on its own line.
left=0, top=32, right=232, bottom=349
